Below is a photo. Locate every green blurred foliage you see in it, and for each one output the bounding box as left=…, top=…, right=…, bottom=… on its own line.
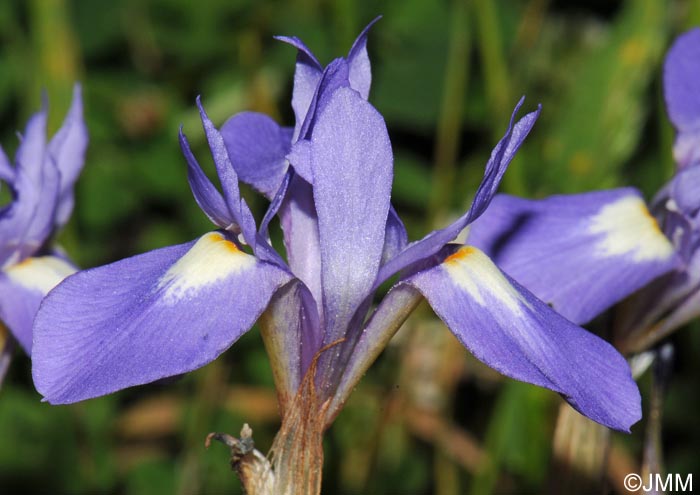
left=1, top=0, right=700, bottom=493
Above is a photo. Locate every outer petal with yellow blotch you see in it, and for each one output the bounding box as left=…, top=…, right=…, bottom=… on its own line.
left=32, top=231, right=292, bottom=404
left=467, top=188, right=678, bottom=324
left=406, top=245, right=641, bottom=432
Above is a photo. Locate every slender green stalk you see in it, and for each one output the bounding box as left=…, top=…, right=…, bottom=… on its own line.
left=28, top=0, right=80, bottom=129
left=472, top=0, right=527, bottom=195
left=429, top=0, right=470, bottom=221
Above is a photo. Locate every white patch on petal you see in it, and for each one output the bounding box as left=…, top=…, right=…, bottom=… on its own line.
left=158, top=232, right=256, bottom=303
left=588, top=195, right=675, bottom=262
left=443, top=246, right=526, bottom=315
left=4, top=256, right=76, bottom=294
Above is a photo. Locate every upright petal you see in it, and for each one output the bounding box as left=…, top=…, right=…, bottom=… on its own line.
left=47, top=84, right=88, bottom=227
left=375, top=100, right=540, bottom=286
left=347, top=17, right=381, bottom=100
left=180, top=128, right=234, bottom=229
left=0, top=108, right=59, bottom=266
left=279, top=174, right=323, bottom=316
left=663, top=28, right=700, bottom=168
left=467, top=189, right=678, bottom=324
left=0, top=255, right=75, bottom=352
left=221, top=112, right=293, bottom=199
left=196, top=99, right=257, bottom=245
left=382, top=205, right=408, bottom=265
left=297, top=58, right=351, bottom=142
left=0, top=157, right=61, bottom=267
left=15, top=108, right=48, bottom=184
left=295, top=87, right=392, bottom=344
left=275, top=35, right=323, bottom=140
left=408, top=245, right=641, bottom=432
left=32, top=231, right=292, bottom=404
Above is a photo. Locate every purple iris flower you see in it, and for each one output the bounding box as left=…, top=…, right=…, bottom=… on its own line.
left=609, top=28, right=700, bottom=348
left=0, top=86, right=87, bottom=358
left=33, top=24, right=649, bottom=432
left=465, top=30, right=694, bottom=355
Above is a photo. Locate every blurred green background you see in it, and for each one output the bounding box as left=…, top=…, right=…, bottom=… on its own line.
left=1, top=0, right=700, bottom=493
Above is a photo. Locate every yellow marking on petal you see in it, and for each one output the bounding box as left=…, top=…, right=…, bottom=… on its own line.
left=589, top=195, right=675, bottom=262
left=443, top=246, right=527, bottom=314
left=444, top=245, right=478, bottom=264
left=158, top=231, right=256, bottom=303
left=4, top=256, right=76, bottom=294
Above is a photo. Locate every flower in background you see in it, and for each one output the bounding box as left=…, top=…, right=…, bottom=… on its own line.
left=32, top=22, right=671, bottom=435
left=0, top=85, right=87, bottom=376
left=464, top=29, right=698, bottom=357
left=611, top=28, right=700, bottom=352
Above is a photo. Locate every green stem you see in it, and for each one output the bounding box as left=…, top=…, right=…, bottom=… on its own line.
left=429, top=0, right=471, bottom=221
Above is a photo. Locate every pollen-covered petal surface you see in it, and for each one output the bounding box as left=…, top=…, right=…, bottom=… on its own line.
left=0, top=255, right=75, bottom=353
left=407, top=245, right=641, bottom=432
left=32, top=232, right=292, bottom=404
left=468, top=189, right=678, bottom=324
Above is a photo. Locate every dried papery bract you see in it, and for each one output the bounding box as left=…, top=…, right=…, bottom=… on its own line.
left=207, top=341, right=338, bottom=495
left=206, top=426, right=274, bottom=494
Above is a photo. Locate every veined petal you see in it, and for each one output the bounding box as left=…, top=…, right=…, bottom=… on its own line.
left=0, top=255, right=75, bottom=353
left=468, top=189, right=678, bottom=324
left=347, top=16, right=381, bottom=100
left=306, top=87, right=392, bottom=344
left=221, top=112, right=293, bottom=199
left=279, top=174, right=323, bottom=315
left=47, top=84, right=88, bottom=227
left=32, top=231, right=292, bottom=404
left=663, top=28, right=700, bottom=167
left=408, top=245, right=641, bottom=432
left=375, top=99, right=540, bottom=287
left=275, top=35, right=323, bottom=140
